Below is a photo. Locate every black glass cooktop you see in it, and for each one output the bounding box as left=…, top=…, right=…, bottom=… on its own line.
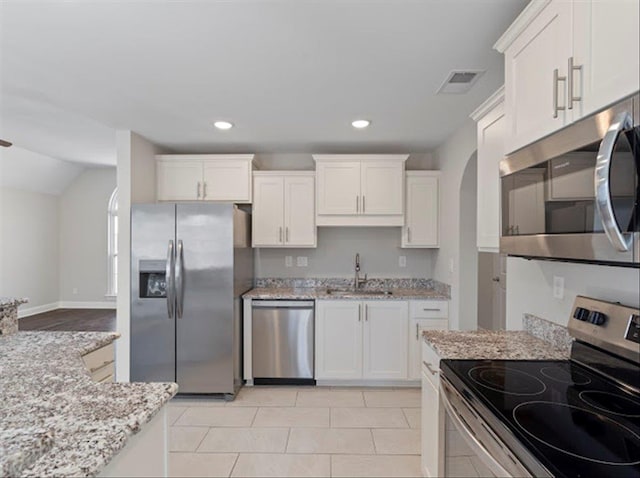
left=441, top=359, right=640, bottom=478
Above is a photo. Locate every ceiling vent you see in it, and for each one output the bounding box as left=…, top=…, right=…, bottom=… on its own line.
left=437, top=70, right=485, bottom=94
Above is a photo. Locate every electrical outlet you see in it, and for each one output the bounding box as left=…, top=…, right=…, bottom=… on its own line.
left=297, top=256, right=308, bottom=267
left=399, top=256, right=407, bottom=268
left=449, top=258, right=454, bottom=274
left=285, top=256, right=293, bottom=268
left=72, top=288, right=78, bottom=295
left=553, top=276, right=565, bottom=299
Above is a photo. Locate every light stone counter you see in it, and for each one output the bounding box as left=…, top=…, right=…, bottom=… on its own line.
left=0, top=331, right=177, bottom=477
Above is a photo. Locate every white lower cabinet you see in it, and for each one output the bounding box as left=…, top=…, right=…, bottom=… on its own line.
left=315, top=300, right=408, bottom=381
left=421, top=341, right=444, bottom=478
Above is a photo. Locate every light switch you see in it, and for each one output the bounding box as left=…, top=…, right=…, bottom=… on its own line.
left=297, top=256, right=308, bottom=267
left=285, top=256, right=293, bottom=267
left=399, top=256, right=407, bottom=267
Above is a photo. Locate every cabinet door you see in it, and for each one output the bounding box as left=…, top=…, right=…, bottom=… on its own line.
left=476, top=102, right=505, bottom=252
left=504, top=0, right=573, bottom=154
left=315, top=301, right=362, bottom=380
left=284, top=176, right=316, bottom=247
left=573, top=0, right=640, bottom=118
left=202, top=159, right=251, bottom=202
left=316, top=161, right=361, bottom=215
left=409, top=318, right=448, bottom=380
left=362, top=301, right=408, bottom=380
left=361, top=161, right=404, bottom=215
left=421, top=370, right=442, bottom=478
left=403, top=175, right=439, bottom=248
left=157, top=160, right=202, bottom=201
left=252, top=176, right=284, bottom=247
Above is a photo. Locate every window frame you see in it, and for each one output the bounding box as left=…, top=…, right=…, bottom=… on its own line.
left=106, top=187, right=118, bottom=298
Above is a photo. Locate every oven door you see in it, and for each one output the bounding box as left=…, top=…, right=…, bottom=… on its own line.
left=500, top=94, right=639, bottom=265
left=440, top=377, right=533, bottom=478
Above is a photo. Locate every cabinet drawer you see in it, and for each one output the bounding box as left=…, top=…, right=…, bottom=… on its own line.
left=82, top=343, right=115, bottom=376
left=421, top=341, right=441, bottom=388
left=410, top=300, right=448, bottom=318
left=92, top=362, right=115, bottom=382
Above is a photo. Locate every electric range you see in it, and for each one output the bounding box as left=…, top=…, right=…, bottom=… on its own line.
left=440, top=296, right=640, bottom=478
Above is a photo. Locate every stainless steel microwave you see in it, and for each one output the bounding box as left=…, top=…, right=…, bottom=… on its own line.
left=500, top=94, right=639, bottom=266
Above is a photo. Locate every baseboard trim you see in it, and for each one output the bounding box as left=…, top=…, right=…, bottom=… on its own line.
left=58, top=301, right=117, bottom=310
left=315, top=379, right=421, bottom=387
left=18, top=302, right=59, bottom=318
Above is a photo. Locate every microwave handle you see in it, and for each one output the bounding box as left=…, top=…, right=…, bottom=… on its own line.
left=595, top=111, right=634, bottom=252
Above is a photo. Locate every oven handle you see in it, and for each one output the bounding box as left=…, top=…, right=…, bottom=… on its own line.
left=439, top=381, right=513, bottom=478
left=595, top=111, right=634, bottom=252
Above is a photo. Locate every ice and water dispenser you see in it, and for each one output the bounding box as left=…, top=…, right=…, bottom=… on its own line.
left=138, top=259, right=167, bottom=298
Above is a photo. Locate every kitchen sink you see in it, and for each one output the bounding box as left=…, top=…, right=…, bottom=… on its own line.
left=325, top=289, right=393, bottom=296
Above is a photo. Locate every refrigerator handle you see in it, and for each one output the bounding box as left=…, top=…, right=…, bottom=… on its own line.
left=166, top=240, right=175, bottom=319
left=176, top=239, right=185, bottom=319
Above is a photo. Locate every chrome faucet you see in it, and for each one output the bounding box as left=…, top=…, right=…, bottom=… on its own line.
left=354, top=253, right=368, bottom=290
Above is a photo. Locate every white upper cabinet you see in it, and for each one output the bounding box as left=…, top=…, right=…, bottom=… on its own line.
left=496, top=0, right=640, bottom=154
left=499, top=0, right=573, bottom=154
left=572, top=0, right=640, bottom=118
left=471, top=88, right=505, bottom=252
left=157, top=159, right=203, bottom=201
left=313, top=155, right=407, bottom=226
left=156, top=154, right=254, bottom=203
left=402, top=172, right=440, bottom=248
left=252, top=172, right=316, bottom=248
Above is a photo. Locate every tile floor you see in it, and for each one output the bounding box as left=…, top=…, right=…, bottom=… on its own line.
left=168, top=386, right=422, bottom=477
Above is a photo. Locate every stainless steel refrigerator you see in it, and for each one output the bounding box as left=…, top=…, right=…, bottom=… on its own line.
left=130, top=203, right=253, bottom=395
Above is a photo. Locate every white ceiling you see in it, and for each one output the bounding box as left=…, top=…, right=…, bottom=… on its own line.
left=0, top=0, right=527, bottom=166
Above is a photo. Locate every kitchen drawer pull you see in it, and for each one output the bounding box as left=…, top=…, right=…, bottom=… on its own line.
left=567, top=56, right=582, bottom=109
left=553, top=68, right=566, bottom=119
left=358, top=303, right=362, bottom=322
left=90, top=360, right=114, bottom=373
left=362, top=196, right=366, bottom=213
left=415, top=323, right=419, bottom=340
left=356, top=196, right=359, bottom=213
left=203, top=181, right=207, bottom=199
left=197, top=181, right=201, bottom=199
left=423, top=308, right=441, bottom=312
left=422, top=361, right=438, bottom=376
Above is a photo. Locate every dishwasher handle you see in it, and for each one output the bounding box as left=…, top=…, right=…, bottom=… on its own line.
left=252, top=300, right=315, bottom=308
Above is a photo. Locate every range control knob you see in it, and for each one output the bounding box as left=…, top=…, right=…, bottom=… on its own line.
left=588, top=311, right=607, bottom=326
left=573, top=307, right=590, bottom=321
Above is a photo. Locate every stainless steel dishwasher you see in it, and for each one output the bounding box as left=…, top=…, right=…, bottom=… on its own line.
left=251, top=300, right=315, bottom=384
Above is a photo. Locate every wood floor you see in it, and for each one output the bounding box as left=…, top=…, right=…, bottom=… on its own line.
left=19, top=308, right=117, bottom=332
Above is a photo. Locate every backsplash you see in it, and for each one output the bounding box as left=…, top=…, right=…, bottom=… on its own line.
left=523, top=313, right=573, bottom=354
left=254, top=277, right=451, bottom=296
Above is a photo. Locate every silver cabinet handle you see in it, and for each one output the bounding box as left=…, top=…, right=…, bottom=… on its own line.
left=422, top=361, right=438, bottom=376
left=176, top=240, right=185, bottom=319
left=492, top=277, right=500, bottom=283
left=567, top=56, right=582, bottom=110
left=363, top=195, right=366, bottom=213
left=279, top=227, right=283, bottom=243
left=364, top=303, right=368, bottom=321
left=595, top=111, right=634, bottom=252
left=553, top=68, right=566, bottom=119
left=285, top=227, right=289, bottom=243
left=423, top=308, right=441, bottom=312
left=415, top=323, right=419, bottom=340
left=197, top=181, right=201, bottom=199
left=90, top=360, right=114, bottom=373
left=166, top=240, right=175, bottom=320
left=407, top=227, right=411, bottom=243
left=203, top=181, right=207, bottom=199
left=356, top=195, right=359, bottom=213
left=358, top=303, right=361, bottom=322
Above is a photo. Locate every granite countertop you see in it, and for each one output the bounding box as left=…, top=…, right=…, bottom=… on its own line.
left=0, top=297, right=28, bottom=308
left=0, top=331, right=178, bottom=477
left=422, top=330, right=570, bottom=360
left=243, top=287, right=450, bottom=300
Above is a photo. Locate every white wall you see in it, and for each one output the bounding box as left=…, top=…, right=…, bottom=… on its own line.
left=0, top=188, right=60, bottom=314
left=59, top=168, right=117, bottom=303
left=116, top=131, right=160, bottom=382
left=432, top=120, right=478, bottom=330
left=506, top=257, right=640, bottom=329
left=255, top=227, right=433, bottom=278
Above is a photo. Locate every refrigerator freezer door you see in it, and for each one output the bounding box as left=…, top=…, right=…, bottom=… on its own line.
left=176, top=203, right=235, bottom=394
left=131, top=203, right=177, bottom=383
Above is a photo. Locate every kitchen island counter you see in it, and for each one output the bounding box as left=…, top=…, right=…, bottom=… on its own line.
left=0, top=331, right=177, bottom=477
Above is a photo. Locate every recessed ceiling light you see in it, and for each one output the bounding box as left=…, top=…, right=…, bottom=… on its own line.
left=214, top=121, right=234, bottom=130
left=351, top=119, right=371, bottom=129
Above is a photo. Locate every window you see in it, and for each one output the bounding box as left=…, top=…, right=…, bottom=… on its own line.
left=107, top=188, right=118, bottom=297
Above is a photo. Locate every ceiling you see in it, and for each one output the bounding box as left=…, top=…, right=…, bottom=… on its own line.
left=0, top=0, right=527, bottom=166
